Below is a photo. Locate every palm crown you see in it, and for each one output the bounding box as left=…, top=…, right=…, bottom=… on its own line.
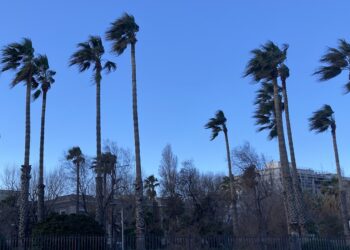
left=97, top=152, right=117, bottom=175
left=106, top=13, right=139, bottom=55
left=144, top=175, right=159, bottom=200
left=69, top=35, right=116, bottom=80
left=315, top=39, right=350, bottom=93
left=279, top=64, right=290, bottom=82
left=32, top=55, right=56, bottom=100
left=205, top=110, right=227, bottom=140
left=1, top=38, right=36, bottom=87
left=309, top=104, right=336, bottom=133
left=66, top=146, right=85, bottom=166
left=244, top=41, right=288, bottom=82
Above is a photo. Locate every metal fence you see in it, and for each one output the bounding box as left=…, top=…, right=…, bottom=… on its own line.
left=0, top=235, right=349, bottom=250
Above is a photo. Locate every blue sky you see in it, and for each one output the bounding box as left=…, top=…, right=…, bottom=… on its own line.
left=0, top=0, right=349, bottom=177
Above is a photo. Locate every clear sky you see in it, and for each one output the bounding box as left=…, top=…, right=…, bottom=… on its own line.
left=0, top=0, right=349, bottom=177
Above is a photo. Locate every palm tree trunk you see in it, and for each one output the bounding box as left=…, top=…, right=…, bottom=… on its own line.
left=223, top=128, right=238, bottom=236
left=103, top=170, right=107, bottom=231
left=272, top=78, right=299, bottom=236
left=331, top=127, right=350, bottom=237
left=110, top=168, right=116, bottom=239
left=37, top=91, right=47, bottom=222
left=131, top=42, right=145, bottom=250
left=95, top=71, right=104, bottom=225
left=19, top=78, right=32, bottom=240
left=103, top=171, right=107, bottom=198
left=76, top=163, right=80, bottom=214
left=281, top=79, right=307, bottom=234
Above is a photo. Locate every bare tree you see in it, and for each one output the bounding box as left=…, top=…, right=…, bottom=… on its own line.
left=159, top=144, right=178, bottom=197
left=233, top=142, right=275, bottom=239
left=0, top=165, right=20, bottom=237
left=45, top=166, right=67, bottom=201
left=79, top=159, right=95, bottom=214
left=0, top=165, right=20, bottom=191
left=178, top=160, right=201, bottom=203
left=104, top=140, right=134, bottom=195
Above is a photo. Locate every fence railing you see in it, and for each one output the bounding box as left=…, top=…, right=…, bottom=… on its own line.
left=0, top=235, right=349, bottom=250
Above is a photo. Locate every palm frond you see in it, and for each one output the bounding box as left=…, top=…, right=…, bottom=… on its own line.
left=339, top=39, right=350, bottom=56
left=1, top=38, right=35, bottom=87
left=253, top=82, right=283, bottom=140
left=244, top=41, right=287, bottom=82
left=95, top=152, right=117, bottom=174
left=1, top=44, right=22, bottom=71
left=320, top=48, right=347, bottom=66
left=66, top=146, right=85, bottom=166
left=314, top=66, right=342, bottom=81
left=309, top=105, right=335, bottom=133
left=103, top=61, right=117, bottom=73
left=345, top=81, right=350, bottom=94
left=34, top=54, right=55, bottom=92
left=70, top=36, right=109, bottom=83
left=32, top=89, right=42, bottom=101
left=106, top=13, right=139, bottom=55
left=315, top=40, right=350, bottom=91
left=70, top=36, right=103, bottom=70
left=205, top=110, right=227, bottom=140
left=279, top=64, right=289, bottom=81
left=12, top=64, right=32, bottom=86
left=31, top=76, right=39, bottom=90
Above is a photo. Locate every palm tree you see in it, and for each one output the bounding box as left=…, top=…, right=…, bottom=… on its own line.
left=69, top=35, right=116, bottom=225
left=106, top=13, right=145, bottom=249
left=144, top=175, right=160, bottom=231
left=99, top=152, right=117, bottom=199
left=66, top=146, right=85, bottom=214
left=279, top=64, right=307, bottom=234
left=309, top=105, right=349, bottom=236
left=144, top=175, right=159, bottom=202
left=32, top=55, right=56, bottom=222
left=244, top=41, right=299, bottom=235
left=1, top=38, right=37, bottom=239
left=205, top=110, right=238, bottom=236
left=94, top=152, right=117, bottom=230
left=315, top=39, right=350, bottom=93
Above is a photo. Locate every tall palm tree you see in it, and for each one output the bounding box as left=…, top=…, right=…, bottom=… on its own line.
left=32, top=55, right=56, bottom=222
left=69, top=35, right=116, bottom=225
left=205, top=110, right=238, bottom=236
left=309, top=105, right=349, bottom=236
left=1, top=38, right=37, bottom=239
left=315, top=39, right=350, bottom=93
left=106, top=13, right=145, bottom=249
left=279, top=64, right=307, bottom=234
left=244, top=41, right=299, bottom=235
left=66, top=146, right=85, bottom=214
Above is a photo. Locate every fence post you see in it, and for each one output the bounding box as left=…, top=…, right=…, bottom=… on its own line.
left=289, top=235, right=301, bottom=250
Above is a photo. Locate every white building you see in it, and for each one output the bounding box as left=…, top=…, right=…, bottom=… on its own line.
left=261, top=161, right=349, bottom=195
